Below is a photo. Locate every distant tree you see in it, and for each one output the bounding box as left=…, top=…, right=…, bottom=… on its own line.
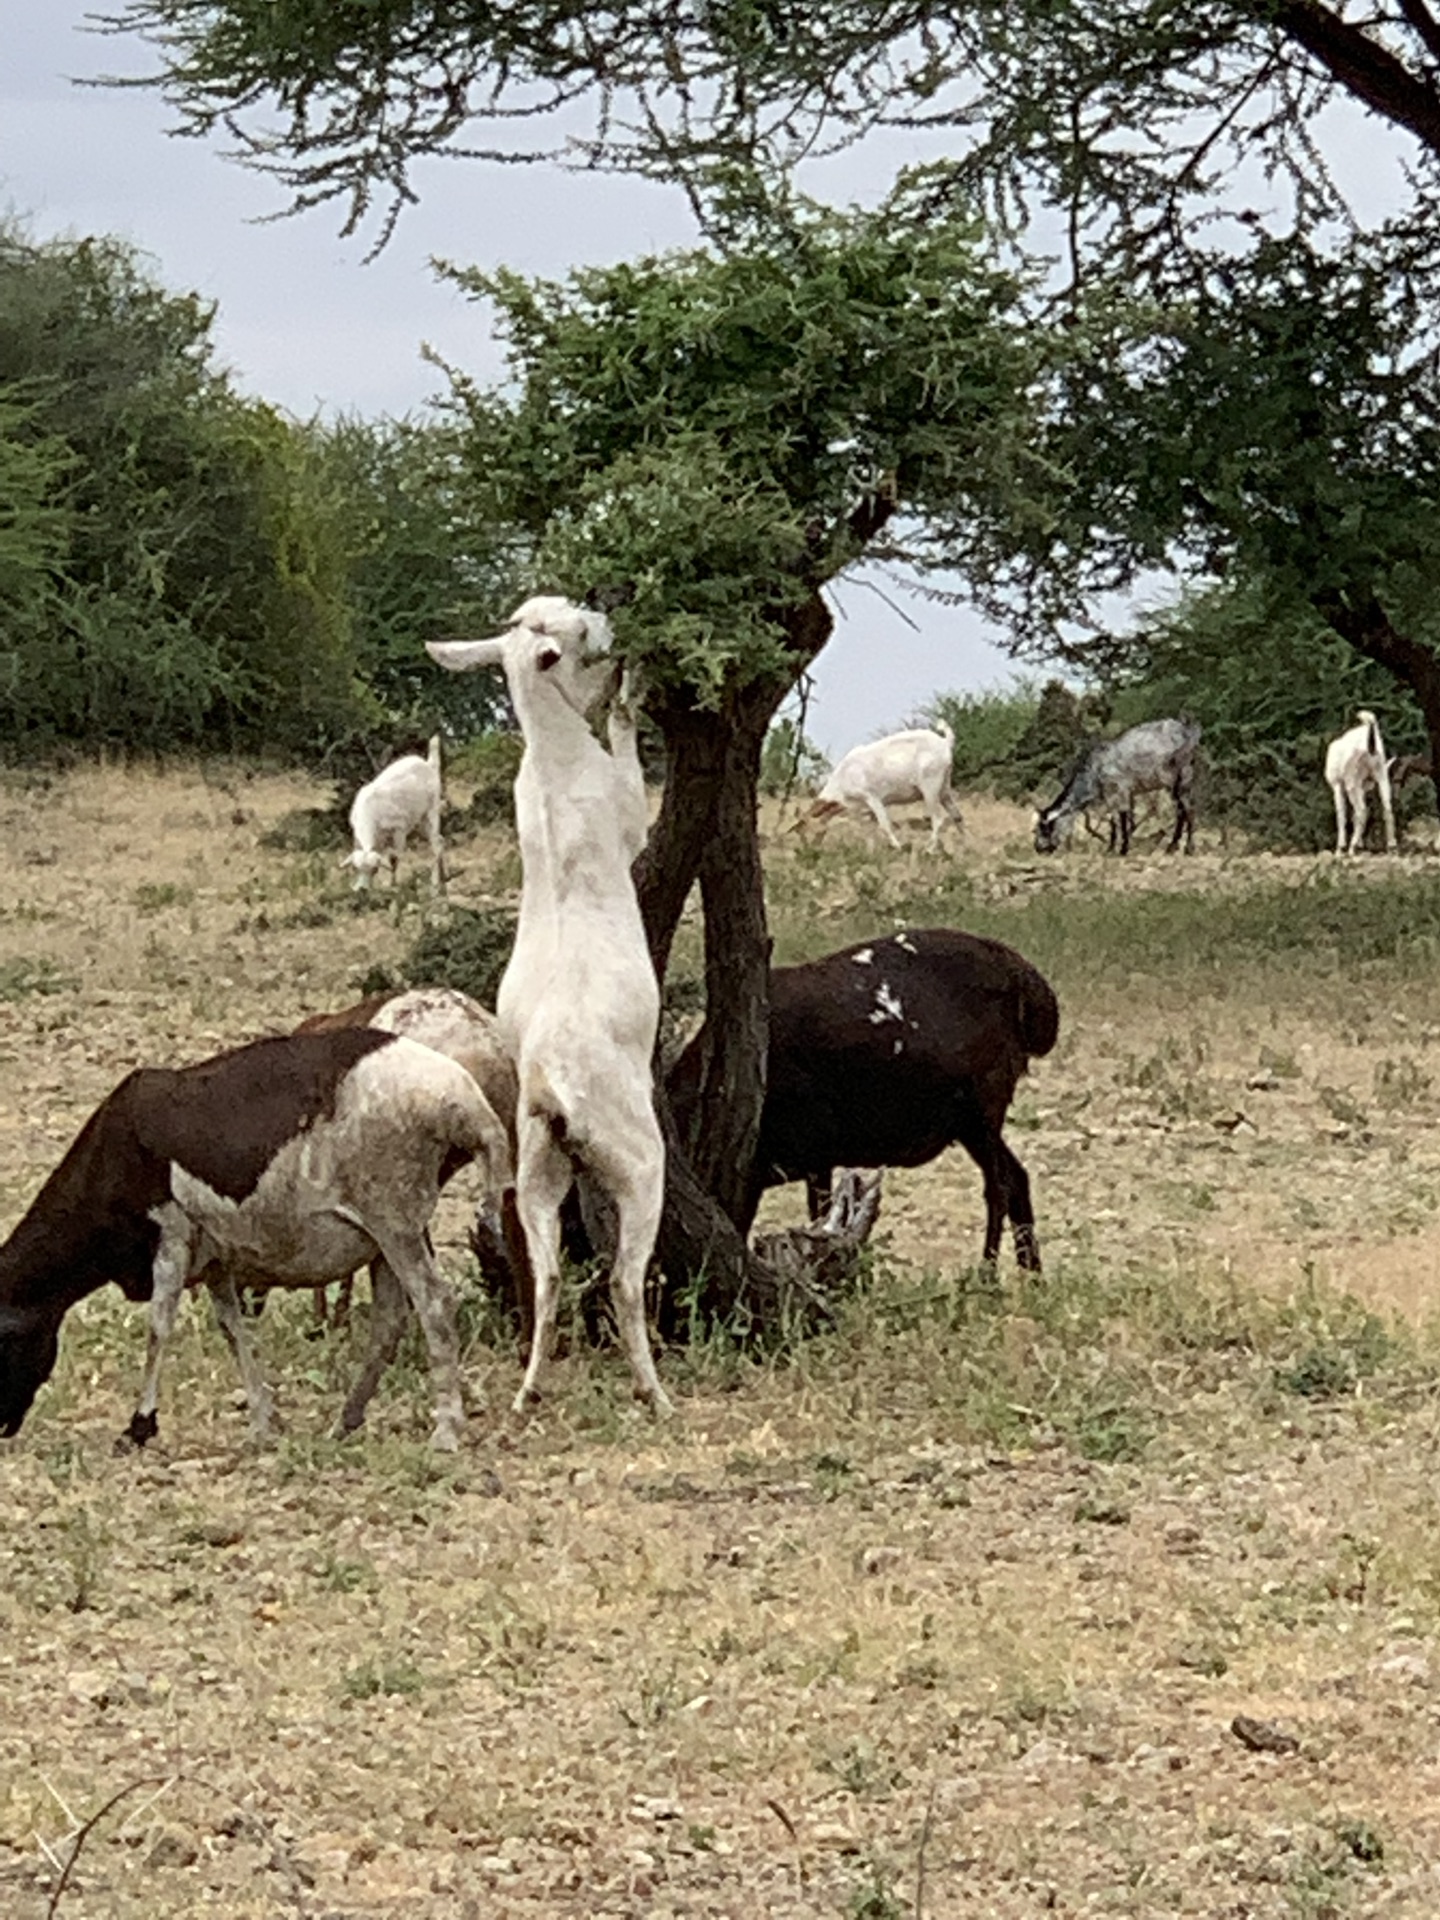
left=0, top=224, right=366, bottom=754
left=308, top=414, right=519, bottom=749
left=1031, top=234, right=1440, bottom=795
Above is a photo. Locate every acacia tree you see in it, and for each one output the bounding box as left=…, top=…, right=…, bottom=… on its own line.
left=1037, top=234, right=1440, bottom=785
left=107, top=1, right=1440, bottom=786
left=100, top=3, right=1440, bottom=251
left=426, top=185, right=1044, bottom=1300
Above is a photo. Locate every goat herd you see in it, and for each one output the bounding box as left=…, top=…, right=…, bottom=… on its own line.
left=0, top=601, right=1414, bottom=1451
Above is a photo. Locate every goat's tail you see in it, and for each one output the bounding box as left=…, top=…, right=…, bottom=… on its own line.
left=1365, top=714, right=1381, bottom=759
left=1016, top=965, right=1061, bottom=1060
left=427, top=732, right=443, bottom=774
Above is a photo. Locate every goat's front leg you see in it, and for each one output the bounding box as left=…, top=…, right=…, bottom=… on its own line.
left=862, top=793, right=904, bottom=850
left=122, top=1221, right=194, bottom=1449
left=208, top=1272, right=279, bottom=1439
left=607, top=671, right=650, bottom=850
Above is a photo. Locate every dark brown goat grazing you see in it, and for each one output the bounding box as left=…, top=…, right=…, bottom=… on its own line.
left=0, top=1029, right=509, bottom=1449
left=668, top=928, right=1059, bottom=1272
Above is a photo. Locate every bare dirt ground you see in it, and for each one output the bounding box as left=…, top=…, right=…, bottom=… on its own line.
left=2, top=766, right=1440, bottom=1917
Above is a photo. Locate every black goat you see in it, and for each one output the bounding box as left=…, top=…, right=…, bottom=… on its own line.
left=668, top=928, right=1059, bottom=1271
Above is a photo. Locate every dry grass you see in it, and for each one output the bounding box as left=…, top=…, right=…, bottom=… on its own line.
left=2, top=766, right=1440, bottom=1915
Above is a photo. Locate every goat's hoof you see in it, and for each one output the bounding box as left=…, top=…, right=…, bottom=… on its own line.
left=510, top=1386, right=542, bottom=1416
left=638, top=1385, right=677, bottom=1418
left=117, top=1410, right=158, bottom=1452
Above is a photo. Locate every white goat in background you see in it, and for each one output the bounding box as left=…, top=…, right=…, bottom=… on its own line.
left=345, top=736, right=444, bottom=891
left=1325, top=709, right=1397, bottom=855
left=802, top=721, right=962, bottom=850
left=427, top=596, right=671, bottom=1414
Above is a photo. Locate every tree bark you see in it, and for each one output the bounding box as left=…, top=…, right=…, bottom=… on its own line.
left=1313, top=587, right=1440, bottom=800
left=635, top=589, right=835, bottom=1325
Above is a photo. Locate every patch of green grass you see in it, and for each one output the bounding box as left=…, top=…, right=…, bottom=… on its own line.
left=0, top=956, right=72, bottom=1000
left=132, top=881, right=193, bottom=913
left=341, top=1656, right=425, bottom=1701
left=782, top=1241, right=1429, bottom=1465
left=843, top=1861, right=907, bottom=1920
left=770, top=855, right=1440, bottom=1004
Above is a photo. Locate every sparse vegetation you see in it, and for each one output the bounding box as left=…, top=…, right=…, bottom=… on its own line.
left=4, top=764, right=1440, bottom=1918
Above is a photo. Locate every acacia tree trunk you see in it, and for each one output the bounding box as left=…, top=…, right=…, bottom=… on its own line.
left=635, top=591, right=834, bottom=1326
left=1314, top=588, right=1440, bottom=801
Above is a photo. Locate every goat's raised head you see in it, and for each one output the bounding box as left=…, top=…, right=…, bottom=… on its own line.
left=427, top=595, right=618, bottom=719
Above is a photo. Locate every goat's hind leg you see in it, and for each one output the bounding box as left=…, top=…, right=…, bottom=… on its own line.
left=589, top=1113, right=672, bottom=1414
left=337, top=1259, right=410, bottom=1437
left=960, top=1113, right=1036, bottom=1274
left=370, top=1234, right=465, bottom=1449
left=121, top=1224, right=192, bottom=1450
left=208, top=1272, right=279, bottom=1439
left=997, top=1139, right=1041, bottom=1273
left=513, top=1119, right=576, bottom=1412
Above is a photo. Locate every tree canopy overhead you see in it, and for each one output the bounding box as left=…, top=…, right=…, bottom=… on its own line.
left=104, top=2, right=1440, bottom=253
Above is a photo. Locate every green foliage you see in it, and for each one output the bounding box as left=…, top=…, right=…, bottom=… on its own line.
left=0, top=385, right=71, bottom=641
left=0, top=223, right=371, bottom=756
left=385, top=905, right=518, bottom=1008
left=434, top=182, right=1044, bottom=705
left=307, top=413, right=519, bottom=735
left=758, top=714, right=828, bottom=797
left=109, top=0, right=1440, bottom=276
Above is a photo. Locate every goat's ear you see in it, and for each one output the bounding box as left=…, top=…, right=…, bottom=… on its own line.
left=426, top=637, right=506, bottom=673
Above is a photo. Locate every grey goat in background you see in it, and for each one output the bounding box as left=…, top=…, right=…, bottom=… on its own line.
left=1035, top=717, right=1202, bottom=855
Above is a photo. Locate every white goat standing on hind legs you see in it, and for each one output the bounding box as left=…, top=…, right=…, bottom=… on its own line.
left=427, top=596, right=671, bottom=1415
left=1326, top=709, right=1398, bottom=854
